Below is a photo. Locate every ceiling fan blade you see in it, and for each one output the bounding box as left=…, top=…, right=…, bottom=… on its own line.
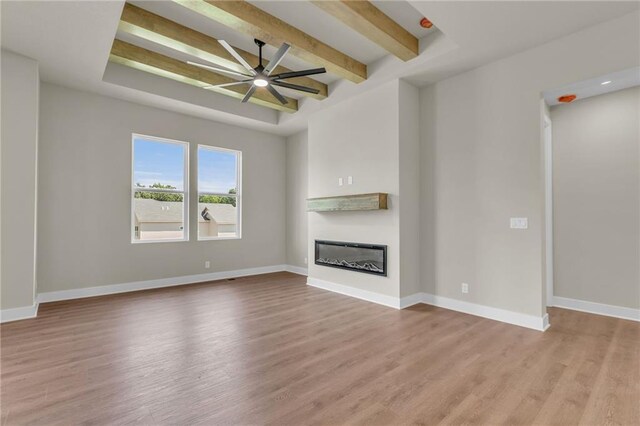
left=187, top=61, right=253, bottom=78
left=267, top=85, right=288, bottom=105
left=264, top=43, right=291, bottom=76
left=219, top=40, right=257, bottom=75
left=241, top=85, right=257, bottom=103
left=203, top=80, right=253, bottom=90
left=271, top=81, right=320, bottom=95
left=271, top=67, right=326, bottom=80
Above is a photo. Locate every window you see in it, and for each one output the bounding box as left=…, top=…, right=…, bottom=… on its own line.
left=132, top=134, right=188, bottom=243
left=198, top=145, right=241, bottom=240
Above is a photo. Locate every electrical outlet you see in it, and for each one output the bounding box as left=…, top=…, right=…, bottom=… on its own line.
left=347, top=176, right=353, bottom=185
left=338, top=177, right=343, bottom=186
left=304, top=257, right=308, bottom=265
left=461, top=283, right=469, bottom=294
left=205, top=261, right=210, bottom=269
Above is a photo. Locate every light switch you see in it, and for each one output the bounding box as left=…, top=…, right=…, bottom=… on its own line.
left=338, top=177, right=343, bottom=186
left=510, top=218, right=528, bottom=229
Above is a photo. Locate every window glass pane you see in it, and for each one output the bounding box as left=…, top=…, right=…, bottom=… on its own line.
left=133, top=194, right=185, bottom=241
left=198, top=199, right=238, bottom=239
left=198, top=147, right=237, bottom=193
left=134, top=138, right=186, bottom=191
left=198, top=146, right=240, bottom=239
left=132, top=136, right=187, bottom=243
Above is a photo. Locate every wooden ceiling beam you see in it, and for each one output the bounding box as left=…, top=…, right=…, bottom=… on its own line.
left=312, top=1, right=418, bottom=61
left=109, top=39, right=297, bottom=113
left=172, top=0, right=367, bottom=83
left=118, top=3, right=327, bottom=100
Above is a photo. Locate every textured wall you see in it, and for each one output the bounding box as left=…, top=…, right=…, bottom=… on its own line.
left=37, top=83, right=286, bottom=292
left=1, top=50, right=39, bottom=310
left=285, top=130, right=308, bottom=269
left=419, top=11, right=639, bottom=317
left=552, top=87, right=639, bottom=309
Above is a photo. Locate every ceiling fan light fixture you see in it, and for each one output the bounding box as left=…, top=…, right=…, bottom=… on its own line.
left=253, top=78, right=269, bottom=87
left=206, top=39, right=326, bottom=106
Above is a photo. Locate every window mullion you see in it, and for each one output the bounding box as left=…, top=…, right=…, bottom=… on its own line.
left=133, top=188, right=185, bottom=195
left=198, top=192, right=237, bottom=197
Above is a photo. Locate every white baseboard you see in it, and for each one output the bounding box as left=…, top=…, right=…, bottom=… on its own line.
left=8, top=267, right=555, bottom=333
left=38, top=264, right=289, bottom=303
left=542, top=313, right=550, bottom=331
left=552, top=296, right=640, bottom=322
left=1, top=302, right=39, bottom=323
left=305, top=277, right=547, bottom=331
left=307, top=277, right=404, bottom=309
left=399, top=292, right=424, bottom=309
left=285, top=265, right=308, bottom=276
left=422, top=293, right=548, bottom=331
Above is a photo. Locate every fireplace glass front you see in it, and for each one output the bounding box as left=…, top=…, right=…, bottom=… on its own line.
left=314, top=240, right=387, bottom=276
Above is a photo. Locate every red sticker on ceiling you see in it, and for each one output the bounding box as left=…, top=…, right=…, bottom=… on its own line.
left=558, top=94, right=577, bottom=103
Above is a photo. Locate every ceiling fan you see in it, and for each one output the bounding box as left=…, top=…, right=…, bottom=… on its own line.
left=188, top=39, right=326, bottom=105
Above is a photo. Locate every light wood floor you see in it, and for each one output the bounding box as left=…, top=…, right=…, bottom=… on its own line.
left=1, top=272, right=639, bottom=425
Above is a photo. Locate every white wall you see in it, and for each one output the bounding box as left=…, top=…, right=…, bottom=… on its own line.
left=307, top=80, right=420, bottom=299
left=285, top=130, right=308, bottom=270
left=1, top=50, right=39, bottom=311
left=37, top=83, right=286, bottom=293
left=419, top=11, right=639, bottom=318
left=398, top=81, right=421, bottom=297
left=308, top=81, right=401, bottom=297
left=551, top=87, right=639, bottom=309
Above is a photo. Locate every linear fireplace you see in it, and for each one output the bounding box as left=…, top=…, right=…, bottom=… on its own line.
left=315, top=240, right=387, bottom=276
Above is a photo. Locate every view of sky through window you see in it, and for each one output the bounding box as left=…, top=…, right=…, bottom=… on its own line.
left=133, top=137, right=185, bottom=190
left=198, top=147, right=238, bottom=194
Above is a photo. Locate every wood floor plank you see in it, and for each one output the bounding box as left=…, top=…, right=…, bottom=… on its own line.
left=1, top=272, right=638, bottom=425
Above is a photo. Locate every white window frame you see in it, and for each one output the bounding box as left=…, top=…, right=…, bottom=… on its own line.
left=197, top=144, right=242, bottom=241
left=131, top=133, right=190, bottom=244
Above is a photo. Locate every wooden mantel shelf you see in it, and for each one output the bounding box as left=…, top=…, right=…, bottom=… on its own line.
left=307, top=193, right=388, bottom=212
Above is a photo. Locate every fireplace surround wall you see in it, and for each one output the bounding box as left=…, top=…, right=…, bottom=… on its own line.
left=314, top=240, right=387, bottom=276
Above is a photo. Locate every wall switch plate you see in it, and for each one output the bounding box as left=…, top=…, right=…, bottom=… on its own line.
left=510, top=217, right=528, bottom=229
left=338, top=177, right=343, bottom=186
left=347, top=176, right=353, bottom=185
left=205, top=261, right=210, bottom=269
left=461, top=283, right=469, bottom=294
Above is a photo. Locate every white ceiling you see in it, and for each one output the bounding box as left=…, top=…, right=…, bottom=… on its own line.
left=372, top=0, right=436, bottom=39
left=127, top=0, right=338, bottom=87
left=248, top=1, right=388, bottom=67
left=403, top=0, right=640, bottom=85
left=2, top=1, right=639, bottom=136
left=0, top=1, right=122, bottom=90
left=544, top=67, right=640, bottom=107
